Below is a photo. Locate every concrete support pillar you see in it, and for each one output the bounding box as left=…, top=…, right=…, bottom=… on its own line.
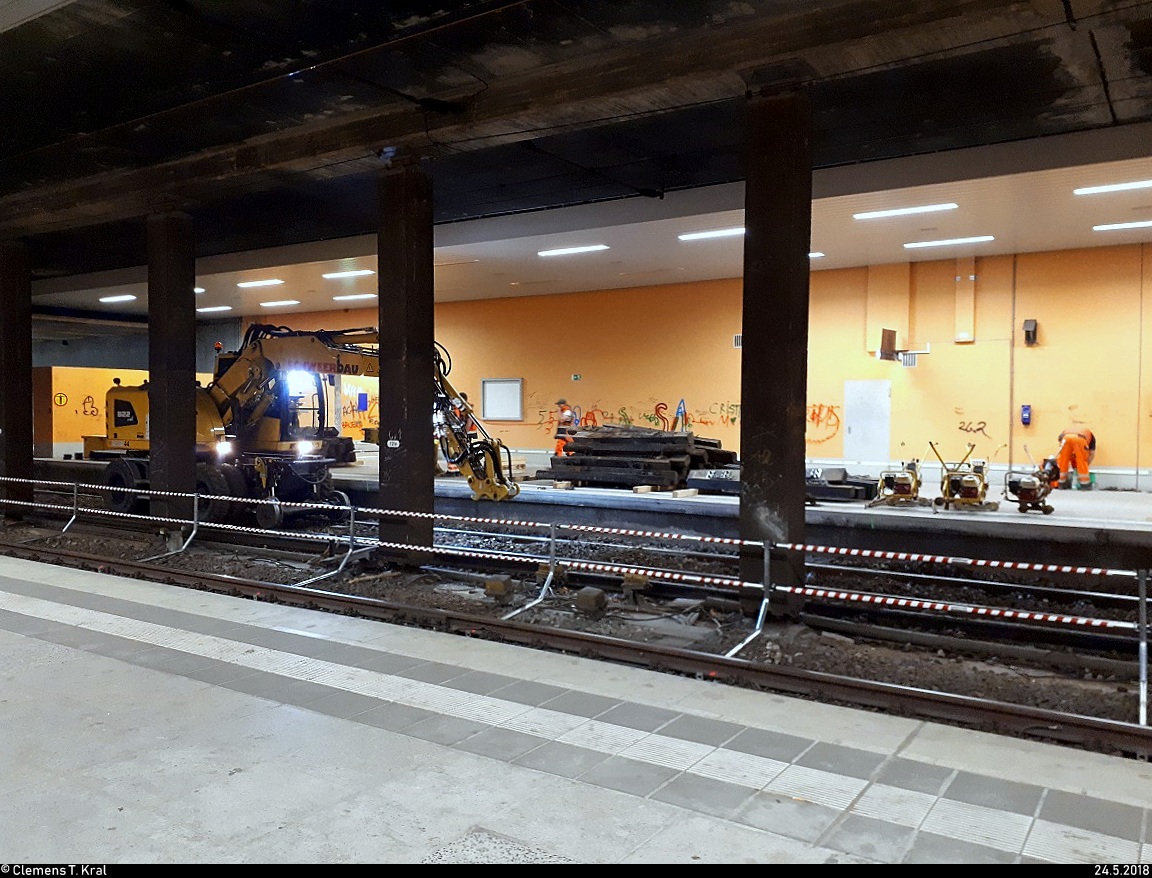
left=0, top=241, right=33, bottom=517
left=739, top=90, right=813, bottom=586
left=147, top=213, right=197, bottom=520
left=377, top=160, right=436, bottom=557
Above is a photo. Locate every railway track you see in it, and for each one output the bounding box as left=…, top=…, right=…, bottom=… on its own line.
left=1, top=505, right=1149, bottom=759
left=14, top=486, right=1148, bottom=634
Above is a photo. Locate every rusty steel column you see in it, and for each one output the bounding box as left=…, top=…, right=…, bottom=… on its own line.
left=147, top=213, right=197, bottom=520
left=739, top=90, right=813, bottom=587
left=377, top=159, right=436, bottom=557
left=0, top=241, right=33, bottom=518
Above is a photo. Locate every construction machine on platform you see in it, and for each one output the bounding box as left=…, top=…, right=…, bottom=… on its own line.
left=82, top=324, right=518, bottom=526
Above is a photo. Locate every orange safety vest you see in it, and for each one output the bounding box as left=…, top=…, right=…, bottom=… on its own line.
left=555, top=404, right=575, bottom=438
left=554, top=404, right=576, bottom=455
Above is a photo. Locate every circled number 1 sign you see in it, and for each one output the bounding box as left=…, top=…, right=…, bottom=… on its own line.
left=53, top=393, right=68, bottom=406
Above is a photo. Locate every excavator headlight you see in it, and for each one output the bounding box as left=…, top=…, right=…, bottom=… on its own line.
left=215, top=440, right=233, bottom=457
left=296, top=440, right=316, bottom=456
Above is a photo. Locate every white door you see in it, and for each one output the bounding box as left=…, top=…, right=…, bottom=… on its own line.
left=843, top=379, right=891, bottom=464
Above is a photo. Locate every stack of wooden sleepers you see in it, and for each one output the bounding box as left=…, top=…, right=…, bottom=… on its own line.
left=537, top=425, right=738, bottom=489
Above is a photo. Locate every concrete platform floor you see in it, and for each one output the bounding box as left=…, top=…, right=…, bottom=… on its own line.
left=1, top=555, right=1150, bottom=864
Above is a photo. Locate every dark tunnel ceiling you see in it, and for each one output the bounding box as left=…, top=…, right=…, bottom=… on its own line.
left=3, top=0, right=1152, bottom=280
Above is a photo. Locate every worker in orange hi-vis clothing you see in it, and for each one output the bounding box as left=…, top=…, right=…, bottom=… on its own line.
left=554, top=398, right=577, bottom=456
left=1056, top=425, right=1096, bottom=489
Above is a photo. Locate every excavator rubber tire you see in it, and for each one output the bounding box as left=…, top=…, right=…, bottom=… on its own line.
left=195, top=462, right=233, bottom=525
left=101, top=457, right=147, bottom=515
left=219, top=463, right=250, bottom=524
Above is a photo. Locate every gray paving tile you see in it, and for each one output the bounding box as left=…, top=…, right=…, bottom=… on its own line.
left=735, top=790, right=842, bottom=843
left=183, top=658, right=261, bottom=686
left=278, top=679, right=347, bottom=707
left=32, top=622, right=143, bottom=658
left=404, top=714, right=490, bottom=746
left=306, top=689, right=388, bottom=719
left=454, top=727, right=547, bottom=762
left=596, top=701, right=679, bottom=732
left=795, top=741, right=886, bottom=780
left=128, top=605, right=210, bottom=631
left=0, top=609, right=67, bottom=637
left=87, top=634, right=155, bottom=662
left=223, top=627, right=315, bottom=653
left=296, top=641, right=380, bottom=664
left=1040, top=789, right=1144, bottom=840
left=128, top=645, right=217, bottom=675
left=658, top=713, right=744, bottom=746
left=444, top=670, right=521, bottom=696
left=219, top=670, right=334, bottom=706
left=944, top=771, right=1043, bottom=815
left=578, top=755, right=680, bottom=797
left=488, top=679, right=571, bottom=707
left=650, top=772, right=758, bottom=819
left=903, top=831, right=1018, bottom=864
left=159, top=612, right=239, bottom=638
left=538, top=689, right=621, bottom=718
left=820, top=813, right=916, bottom=862
left=354, top=650, right=426, bottom=675
left=723, top=726, right=813, bottom=762
left=33, top=624, right=109, bottom=650
left=402, top=660, right=469, bottom=685
left=512, top=740, right=612, bottom=779
left=874, top=757, right=954, bottom=795
left=356, top=701, right=438, bottom=732
left=0, top=575, right=251, bottom=642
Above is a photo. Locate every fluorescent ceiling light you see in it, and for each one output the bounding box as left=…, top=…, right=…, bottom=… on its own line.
left=853, top=203, right=957, bottom=220
left=194, top=287, right=205, bottom=293
left=537, top=244, right=609, bottom=257
left=434, top=258, right=480, bottom=267
left=322, top=269, right=375, bottom=279
left=196, top=305, right=232, bottom=313
left=98, top=294, right=136, bottom=303
left=332, top=293, right=378, bottom=301
left=678, top=227, right=744, bottom=241
left=809, top=251, right=825, bottom=258
left=237, top=278, right=284, bottom=288
left=1092, top=220, right=1152, bottom=231
left=260, top=299, right=301, bottom=307
left=1074, top=180, right=1152, bottom=196
left=903, top=235, right=994, bottom=249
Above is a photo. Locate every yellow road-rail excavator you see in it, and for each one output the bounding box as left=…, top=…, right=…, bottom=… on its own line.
left=431, top=341, right=519, bottom=503
left=82, top=324, right=518, bottom=526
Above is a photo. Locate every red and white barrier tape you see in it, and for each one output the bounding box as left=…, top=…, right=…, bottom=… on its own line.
left=776, top=585, right=1136, bottom=630
left=775, top=542, right=1136, bottom=579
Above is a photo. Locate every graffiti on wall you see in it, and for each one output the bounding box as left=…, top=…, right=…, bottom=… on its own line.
left=805, top=403, right=841, bottom=444
left=705, top=400, right=740, bottom=427
left=958, top=419, right=992, bottom=439
left=341, top=393, right=379, bottom=430
left=528, top=397, right=749, bottom=435
left=646, top=402, right=669, bottom=430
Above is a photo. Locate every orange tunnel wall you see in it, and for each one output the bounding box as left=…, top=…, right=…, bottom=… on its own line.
left=104, top=240, right=1145, bottom=483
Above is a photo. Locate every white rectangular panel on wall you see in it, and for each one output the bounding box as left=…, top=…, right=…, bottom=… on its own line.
left=843, top=379, right=891, bottom=464
left=481, top=378, right=523, bottom=421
